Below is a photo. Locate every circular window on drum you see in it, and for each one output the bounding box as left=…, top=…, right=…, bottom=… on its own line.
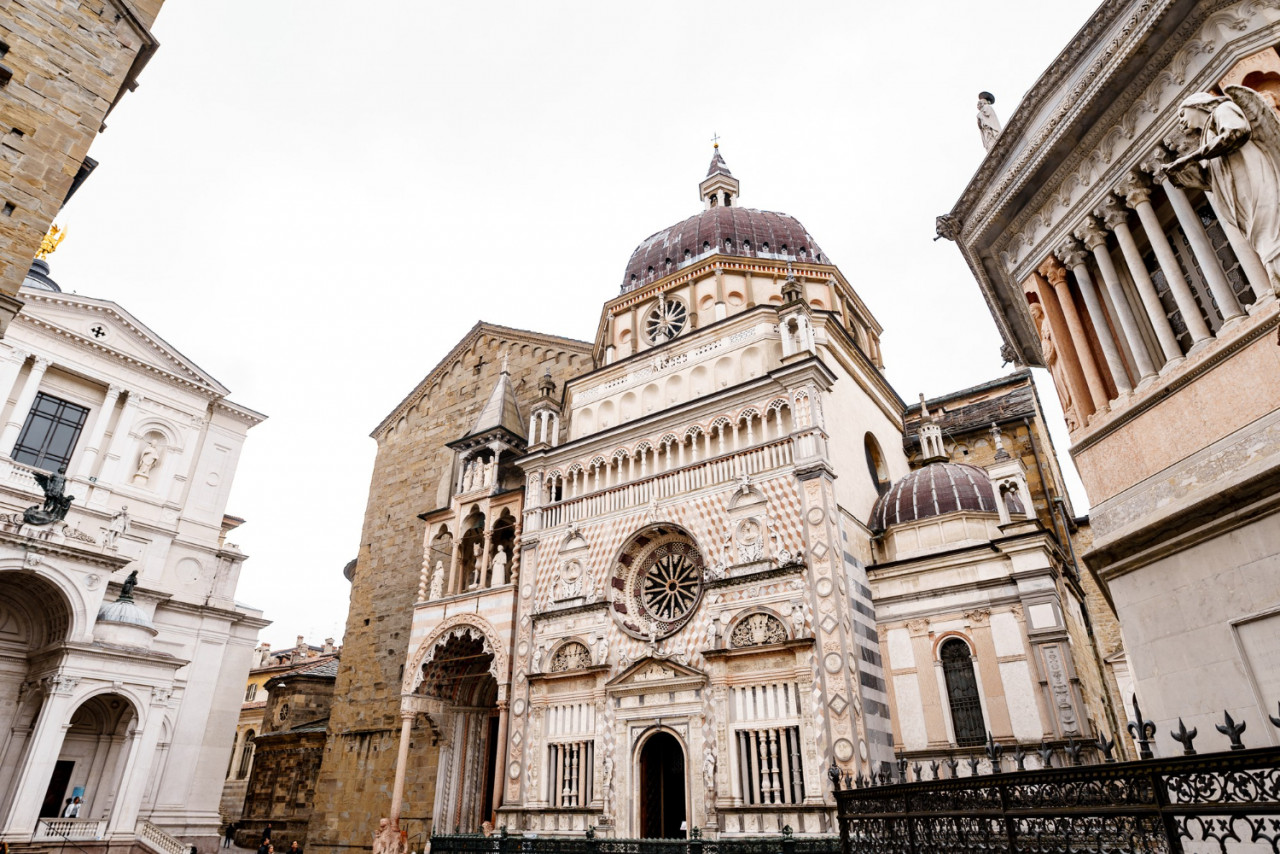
left=646, top=298, right=687, bottom=344
left=608, top=525, right=706, bottom=640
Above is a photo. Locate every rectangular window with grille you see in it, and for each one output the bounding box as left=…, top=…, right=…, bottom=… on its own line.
left=730, top=682, right=806, bottom=805
left=547, top=741, right=593, bottom=807
left=12, top=392, right=88, bottom=471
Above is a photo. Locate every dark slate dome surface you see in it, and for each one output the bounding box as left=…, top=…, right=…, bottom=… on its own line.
left=871, top=462, right=998, bottom=533
left=621, top=207, right=827, bottom=293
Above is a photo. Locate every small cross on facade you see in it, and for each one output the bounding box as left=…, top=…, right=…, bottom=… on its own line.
left=710, top=132, right=720, bottom=148
left=90, top=324, right=106, bottom=339
left=473, top=355, right=487, bottom=375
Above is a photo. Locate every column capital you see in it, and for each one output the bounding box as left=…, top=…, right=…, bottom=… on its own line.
left=1056, top=238, right=1091, bottom=269
left=3, top=346, right=29, bottom=364
left=106, top=384, right=126, bottom=398
left=1037, top=255, right=1070, bottom=289
left=30, top=356, right=51, bottom=372
left=1117, top=172, right=1152, bottom=208
left=1097, top=197, right=1130, bottom=230
left=1140, top=144, right=1175, bottom=175
left=1075, top=218, right=1109, bottom=252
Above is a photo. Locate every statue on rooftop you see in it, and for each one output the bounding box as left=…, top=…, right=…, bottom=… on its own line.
left=1163, top=87, right=1280, bottom=287
left=977, top=92, right=1002, bottom=151
left=24, top=466, right=75, bottom=526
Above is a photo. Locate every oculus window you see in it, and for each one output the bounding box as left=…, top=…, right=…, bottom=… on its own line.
left=12, top=392, right=88, bottom=471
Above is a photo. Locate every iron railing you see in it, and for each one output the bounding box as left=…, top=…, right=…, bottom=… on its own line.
left=833, top=707, right=1280, bottom=854
left=431, top=827, right=839, bottom=854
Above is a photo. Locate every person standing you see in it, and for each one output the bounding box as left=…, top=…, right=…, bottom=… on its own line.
left=61, top=796, right=81, bottom=817
left=288, top=841, right=302, bottom=854
left=262, top=824, right=273, bottom=844
left=223, top=822, right=236, bottom=848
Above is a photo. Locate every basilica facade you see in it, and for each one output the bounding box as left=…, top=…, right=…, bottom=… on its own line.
left=313, top=152, right=1113, bottom=847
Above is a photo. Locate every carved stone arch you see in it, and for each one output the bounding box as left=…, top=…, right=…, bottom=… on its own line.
left=709, top=415, right=731, bottom=433
left=566, top=462, right=585, bottom=477
left=633, top=440, right=653, bottom=456
left=404, top=613, right=509, bottom=694
left=131, top=415, right=184, bottom=454
left=68, top=681, right=149, bottom=725
left=545, top=469, right=563, bottom=482
left=736, top=406, right=761, bottom=423
left=931, top=631, right=976, bottom=661
left=766, top=397, right=790, bottom=414
left=727, top=485, right=766, bottom=510
left=547, top=638, right=593, bottom=673
left=727, top=608, right=789, bottom=648
left=589, top=455, right=608, bottom=469
left=658, top=433, right=680, bottom=447
left=684, top=424, right=703, bottom=440
left=611, top=448, right=630, bottom=463
left=0, top=563, right=89, bottom=645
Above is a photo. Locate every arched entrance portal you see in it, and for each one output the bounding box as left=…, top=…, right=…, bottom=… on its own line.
left=638, top=731, right=686, bottom=839
left=417, top=632, right=499, bottom=833
left=41, top=693, right=137, bottom=820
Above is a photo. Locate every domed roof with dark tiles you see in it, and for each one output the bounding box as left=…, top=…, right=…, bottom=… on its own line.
left=870, top=462, right=998, bottom=532
left=621, top=207, right=828, bottom=293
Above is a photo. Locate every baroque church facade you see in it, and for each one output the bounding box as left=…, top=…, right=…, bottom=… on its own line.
left=0, top=257, right=266, bottom=851
left=312, top=153, right=1113, bottom=847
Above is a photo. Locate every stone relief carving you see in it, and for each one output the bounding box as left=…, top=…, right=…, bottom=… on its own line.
left=730, top=613, right=787, bottom=648
left=1043, top=644, right=1081, bottom=734
left=548, top=641, right=591, bottom=673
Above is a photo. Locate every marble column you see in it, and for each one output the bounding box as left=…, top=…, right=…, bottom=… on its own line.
left=389, top=707, right=415, bottom=830
left=1037, top=257, right=1110, bottom=411
left=0, top=347, right=28, bottom=414
left=1057, top=238, right=1132, bottom=396
left=491, top=691, right=510, bottom=816
left=105, top=697, right=166, bottom=839
left=1077, top=220, right=1156, bottom=384
left=1118, top=172, right=1212, bottom=347
left=1098, top=198, right=1184, bottom=368
left=1147, top=150, right=1243, bottom=323
left=0, top=679, right=75, bottom=839
left=0, top=356, right=49, bottom=453
left=74, top=384, right=123, bottom=479
left=96, top=391, right=137, bottom=487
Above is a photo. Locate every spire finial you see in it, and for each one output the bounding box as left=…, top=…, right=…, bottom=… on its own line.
left=919, top=393, right=931, bottom=420
left=500, top=352, right=510, bottom=375
left=711, top=131, right=720, bottom=149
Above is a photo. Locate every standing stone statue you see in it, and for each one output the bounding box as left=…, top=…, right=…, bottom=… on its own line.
left=791, top=602, right=805, bottom=638
left=104, top=506, right=129, bottom=549
left=977, top=91, right=1002, bottom=151
left=469, top=543, right=483, bottom=588
left=1029, top=302, right=1079, bottom=431
left=372, top=819, right=406, bottom=854
left=601, top=754, right=615, bottom=820
left=703, top=745, right=716, bottom=792
left=532, top=642, right=545, bottom=673
left=490, top=547, right=507, bottom=586
left=1164, top=87, right=1280, bottom=287
left=428, top=560, right=444, bottom=600
left=134, top=441, right=159, bottom=483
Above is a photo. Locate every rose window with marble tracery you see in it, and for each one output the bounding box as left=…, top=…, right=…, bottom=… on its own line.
left=609, top=526, right=706, bottom=639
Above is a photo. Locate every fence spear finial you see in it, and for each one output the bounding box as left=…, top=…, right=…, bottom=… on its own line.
left=1215, top=710, right=1247, bottom=750
left=1171, top=718, right=1198, bottom=756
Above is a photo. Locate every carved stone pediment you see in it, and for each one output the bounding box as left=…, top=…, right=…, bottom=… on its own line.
left=605, top=655, right=706, bottom=696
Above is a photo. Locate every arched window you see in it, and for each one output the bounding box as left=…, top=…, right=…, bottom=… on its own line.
left=940, top=639, right=986, bottom=747
left=864, top=433, right=890, bottom=496
left=237, top=730, right=255, bottom=779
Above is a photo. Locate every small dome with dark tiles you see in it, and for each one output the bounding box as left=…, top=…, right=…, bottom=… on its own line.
left=871, top=462, right=998, bottom=532
left=621, top=207, right=827, bottom=294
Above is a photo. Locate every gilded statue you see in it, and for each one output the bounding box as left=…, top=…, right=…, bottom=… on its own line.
left=1163, top=87, right=1280, bottom=287
left=36, top=224, right=66, bottom=260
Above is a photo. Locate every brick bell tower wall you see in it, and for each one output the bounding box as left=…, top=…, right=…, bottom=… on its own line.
left=308, top=327, right=592, bottom=853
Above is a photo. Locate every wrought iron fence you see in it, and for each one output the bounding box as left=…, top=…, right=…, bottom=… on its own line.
left=431, top=827, right=839, bottom=854
left=833, top=705, right=1280, bottom=854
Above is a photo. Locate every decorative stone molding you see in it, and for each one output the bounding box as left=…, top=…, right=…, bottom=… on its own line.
left=403, top=613, right=509, bottom=693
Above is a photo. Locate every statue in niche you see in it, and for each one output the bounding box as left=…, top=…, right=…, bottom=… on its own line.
left=133, top=440, right=159, bottom=483
left=977, top=91, right=1002, bottom=151
left=484, top=458, right=496, bottom=487
left=703, top=745, right=716, bottom=792
left=549, top=564, right=563, bottom=603
left=428, top=560, right=444, bottom=600
left=709, top=618, right=721, bottom=648
left=469, top=542, right=482, bottom=589
left=491, top=547, right=507, bottom=586
left=103, top=506, right=129, bottom=549
left=791, top=602, right=805, bottom=637
left=594, top=633, right=608, bottom=664
left=581, top=563, right=595, bottom=601
left=601, top=754, right=615, bottom=820
left=1164, top=88, right=1280, bottom=286
left=24, top=466, right=75, bottom=526
left=1028, top=302, right=1078, bottom=431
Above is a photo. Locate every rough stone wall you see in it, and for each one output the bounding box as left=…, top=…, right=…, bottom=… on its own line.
left=308, top=326, right=591, bottom=853
left=236, top=730, right=327, bottom=850
left=0, top=1, right=162, bottom=330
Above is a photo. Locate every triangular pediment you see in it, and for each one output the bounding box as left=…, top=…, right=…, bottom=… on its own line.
left=16, top=290, right=229, bottom=396
left=606, top=655, right=706, bottom=690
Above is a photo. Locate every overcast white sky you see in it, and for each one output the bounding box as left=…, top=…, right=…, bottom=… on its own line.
left=48, top=1, right=1103, bottom=649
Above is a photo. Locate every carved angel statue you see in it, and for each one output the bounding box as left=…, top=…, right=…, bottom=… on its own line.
left=24, top=466, right=75, bottom=526
left=1163, top=87, right=1280, bottom=287
left=977, top=92, right=1002, bottom=152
